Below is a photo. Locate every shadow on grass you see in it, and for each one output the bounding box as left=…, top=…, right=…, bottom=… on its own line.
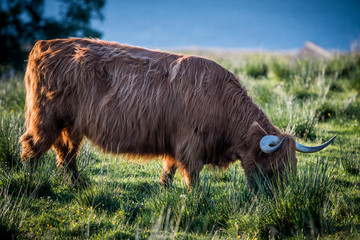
left=335, top=179, right=360, bottom=189
left=332, top=223, right=360, bottom=237
left=71, top=180, right=160, bottom=222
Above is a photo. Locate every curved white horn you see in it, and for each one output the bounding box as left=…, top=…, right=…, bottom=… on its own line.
left=260, top=135, right=287, bottom=154
left=295, top=135, right=336, bottom=153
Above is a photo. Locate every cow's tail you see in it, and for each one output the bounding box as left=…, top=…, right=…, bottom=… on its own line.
left=23, top=40, right=46, bottom=129
left=20, top=40, right=58, bottom=162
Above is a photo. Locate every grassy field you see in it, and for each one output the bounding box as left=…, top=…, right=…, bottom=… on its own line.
left=0, top=52, right=359, bottom=239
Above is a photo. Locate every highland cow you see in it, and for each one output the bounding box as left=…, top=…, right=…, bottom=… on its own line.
left=20, top=38, right=335, bottom=187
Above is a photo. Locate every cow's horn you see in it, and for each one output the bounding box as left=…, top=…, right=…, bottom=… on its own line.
left=295, top=135, right=336, bottom=153
left=260, top=135, right=287, bottom=154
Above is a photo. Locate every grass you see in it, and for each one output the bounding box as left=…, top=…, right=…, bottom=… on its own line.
left=0, top=53, right=359, bottom=239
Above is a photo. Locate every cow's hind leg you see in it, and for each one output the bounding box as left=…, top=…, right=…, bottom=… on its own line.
left=52, top=127, right=83, bottom=186
left=159, top=155, right=178, bottom=187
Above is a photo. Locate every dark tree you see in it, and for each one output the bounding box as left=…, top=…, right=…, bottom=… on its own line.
left=0, top=0, right=105, bottom=71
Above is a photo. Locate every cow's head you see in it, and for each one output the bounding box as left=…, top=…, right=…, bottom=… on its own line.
left=245, top=122, right=336, bottom=186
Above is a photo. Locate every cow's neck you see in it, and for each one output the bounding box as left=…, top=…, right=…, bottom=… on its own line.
left=223, top=80, right=280, bottom=155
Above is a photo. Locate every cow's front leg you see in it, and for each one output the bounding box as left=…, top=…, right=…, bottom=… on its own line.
left=182, top=161, right=204, bottom=188
left=159, top=155, right=178, bottom=187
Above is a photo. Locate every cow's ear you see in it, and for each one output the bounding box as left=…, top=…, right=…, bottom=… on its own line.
left=246, top=121, right=268, bottom=144
left=244, top=122, right=270, bottom=170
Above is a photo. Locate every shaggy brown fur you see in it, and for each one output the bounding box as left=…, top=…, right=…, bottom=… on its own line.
left=20, top=38, right=297, bottom=186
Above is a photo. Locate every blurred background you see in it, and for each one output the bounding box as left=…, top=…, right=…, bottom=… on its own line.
left=1, top=0, right=360, bottom=71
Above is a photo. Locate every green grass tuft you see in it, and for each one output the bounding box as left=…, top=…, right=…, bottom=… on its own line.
left=245, top=62, right=268, bottom=79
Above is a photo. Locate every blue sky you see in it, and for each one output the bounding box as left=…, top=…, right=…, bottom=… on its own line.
left=46, top=0, right=360, bottom=51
